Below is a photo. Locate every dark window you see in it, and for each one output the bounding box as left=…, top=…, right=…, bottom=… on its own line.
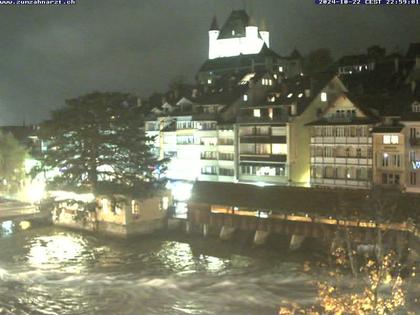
left=411, top=172, right=417, bottom=185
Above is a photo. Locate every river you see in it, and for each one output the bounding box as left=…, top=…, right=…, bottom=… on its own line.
left=0, top=224, right=418, bottom=315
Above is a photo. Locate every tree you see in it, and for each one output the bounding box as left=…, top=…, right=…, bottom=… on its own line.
left=279, top=188, right=416, bottom=315
left=34, top=92, right=167, bottom=199
left=303, top=48, right=334, bottom=75
left=0, top=132, right=27, bottom=194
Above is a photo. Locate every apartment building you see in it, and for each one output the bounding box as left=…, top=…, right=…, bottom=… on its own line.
left=308, top=92, right=378, bottom=189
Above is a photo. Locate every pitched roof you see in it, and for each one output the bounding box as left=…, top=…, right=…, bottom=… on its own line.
left=306, top=117, right=378, bottom=126
left=290, top=49, right=302, bottom=60
left=218, top=10, right=250, bottom=39
left=371, top=123, right=405, bottom=133
left=259, top=18, right=268, bottom=32
left=189, top=181, right=419, bottom=222
left=210, top=16, right=219, bottom=31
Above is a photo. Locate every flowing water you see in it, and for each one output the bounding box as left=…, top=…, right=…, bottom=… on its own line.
left=0, top=224, right=418, bottom=315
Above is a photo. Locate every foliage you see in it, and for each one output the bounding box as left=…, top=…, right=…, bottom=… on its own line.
left=302, top=48, right=334, bottom=75
left=316, top=251, right=408, bottom=315
left=33, top=92, right=167, bottom=198
left=0, top=132, right=27, bottom=194
left=279, top=249, right=413, bottom=315
left=279, top=187, right=417, bottom=315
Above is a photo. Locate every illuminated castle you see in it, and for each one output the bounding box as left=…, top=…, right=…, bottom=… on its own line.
left=208, top=10, right=269, bottom=59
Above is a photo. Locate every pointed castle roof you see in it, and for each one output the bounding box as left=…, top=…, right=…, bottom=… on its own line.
left=218, top=10, right=250, bottom=39
left=209, top=16, right=219, bottom=31
left=259, top=19, right=268, bottom=32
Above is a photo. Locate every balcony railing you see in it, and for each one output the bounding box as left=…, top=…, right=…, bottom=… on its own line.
left=218, top=139, right=234, bottom=146
left=240, top=154, right=287, bottom=163
left=237, top=115, right=290, bottom=124
left=200, top=155, right=217, bottom=160
left=219, top=154, right=234, bottom=161
left=240, top=135, right=286, bottom=144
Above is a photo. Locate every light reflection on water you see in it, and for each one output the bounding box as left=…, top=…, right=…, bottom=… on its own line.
left=27, top=235, right=86, bottom=270
left=0, top=226, right=418, bottom=315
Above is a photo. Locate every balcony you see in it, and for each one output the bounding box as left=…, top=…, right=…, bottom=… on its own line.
left=200, top=156, right=217, bottom=160
left=310, top=156, right=372, bottom=165
left=218, top=153, right=234, bottom=161
left=240, top=154, right=287, bottom=163
left=240, top=135, right=286, bottom=144
left=237, top=115, right=289, bottom=124
left=311, top=137, right=372, bottom=144
left=312, top=178, right=371, bottom=188
left=218, top=139, right=234, bottom=146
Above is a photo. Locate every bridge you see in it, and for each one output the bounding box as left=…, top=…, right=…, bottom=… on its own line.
left=186, top=182, right=420, bottom=259
left=0, top=198, right=49, bottom=223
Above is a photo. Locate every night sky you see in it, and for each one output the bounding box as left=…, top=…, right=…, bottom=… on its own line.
left=0, top=0, right=418, bottom=125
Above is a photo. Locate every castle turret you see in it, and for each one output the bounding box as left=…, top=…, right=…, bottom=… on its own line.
left=245, top=16, right=258, bottom=39
left=208, top=16, right=220, bottom=59
left=259, top=19, right=270, bottom=48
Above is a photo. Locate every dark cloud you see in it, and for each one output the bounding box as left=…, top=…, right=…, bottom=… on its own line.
left=0, top=0, right=418, bottom=124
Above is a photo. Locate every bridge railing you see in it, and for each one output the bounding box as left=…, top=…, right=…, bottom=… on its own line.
left=0, top=203, right=39, bottom=220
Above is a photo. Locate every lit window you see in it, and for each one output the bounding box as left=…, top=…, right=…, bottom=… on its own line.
left=298, top=93, right=303, bottom=98
left=161, top=197, right=169, bottom=211
left=132, top=200, right=140, bottom=216
left=383, top=135, right=399, bottom=144
left=287, top=93, right=293, bottom=98
left=321, top=92, right=327, bottom=102
left=101, top=199, right=109, bottom=213
left=279, top=66, right=283, bottom=72
left=268, top=108, right=273, bottom=119
left=243, top=94, right=248, bottom=101
left=207, top=79, right=212, bottom=84
left=412, top=102, right=420, bottom=112
left=382, top=153, right=389, bottom=167
left=272, top=143, right=286, bottom=155
left=268, top=79, right=272, bottom=86
left=253, top=109, right=261, bottom=117
left=239, top=73, right=255, bottom=85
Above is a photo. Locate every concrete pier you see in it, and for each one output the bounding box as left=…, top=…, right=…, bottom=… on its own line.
left=185, top=221, right=192, bottom=234
left=203, top=223, right=209, bottom=237
left=219, top=226, right=235, bottom=240
left=289, top=234, right=306, bottom=250
left=254, top=230, right=270, bottom=245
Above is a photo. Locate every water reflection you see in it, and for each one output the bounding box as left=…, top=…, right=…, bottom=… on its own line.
left=26, top=234, right=90, bottom=272
left=0, top=227, right=417, bottom=315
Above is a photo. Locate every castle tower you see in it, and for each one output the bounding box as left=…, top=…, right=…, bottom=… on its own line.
left=245, top=15, right=258, bottom=39
left=207, top=10, right=267, bottom=59
left=259, top=19, right=270, bottom=48
left=208, top=16, right=220, bottom=59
